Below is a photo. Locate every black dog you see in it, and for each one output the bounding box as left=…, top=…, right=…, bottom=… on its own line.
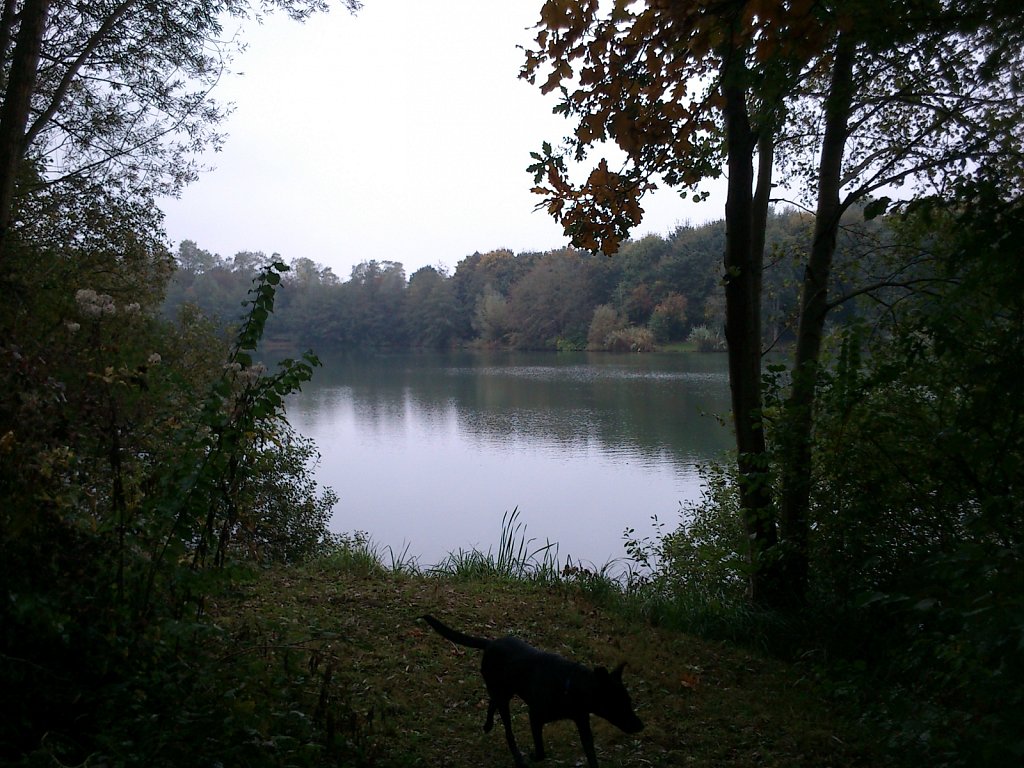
left=421, top=614, right=643, bottom=767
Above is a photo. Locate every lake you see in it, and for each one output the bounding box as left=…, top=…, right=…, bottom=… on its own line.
left=285, top=350, right=733, bottom=569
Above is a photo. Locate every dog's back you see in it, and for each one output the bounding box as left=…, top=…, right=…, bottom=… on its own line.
left=482, top=636, right=588, bottom=715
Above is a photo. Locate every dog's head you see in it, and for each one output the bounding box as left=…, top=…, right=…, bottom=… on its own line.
left=593, top=662, right=644, bottom=734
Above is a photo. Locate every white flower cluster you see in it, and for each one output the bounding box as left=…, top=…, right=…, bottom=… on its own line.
left=75, top=289, right=116, bottom=318
left=74, top=290, right=144, bottom=318
left=223, top=360, right=267, bottom=388
left=238, top=362, right=267, bottom=388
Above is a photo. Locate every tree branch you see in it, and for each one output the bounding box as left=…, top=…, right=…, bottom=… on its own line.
left=24, top=0, right=137, bottom=149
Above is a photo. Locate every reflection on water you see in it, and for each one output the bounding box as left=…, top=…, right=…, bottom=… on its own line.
left=285, top=350, right=732, bottom=567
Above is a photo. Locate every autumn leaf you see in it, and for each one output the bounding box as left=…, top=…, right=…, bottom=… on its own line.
left=587, top=159, right=611, bottom=188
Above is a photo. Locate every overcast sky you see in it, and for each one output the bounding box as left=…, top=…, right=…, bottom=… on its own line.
left=159, top=0, right=728, bottom=280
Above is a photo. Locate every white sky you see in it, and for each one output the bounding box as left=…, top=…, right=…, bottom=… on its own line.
left=159, top=0, right=728, bottom=280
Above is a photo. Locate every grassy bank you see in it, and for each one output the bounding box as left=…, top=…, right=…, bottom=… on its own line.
left=197, top=541, right=886, bottom=768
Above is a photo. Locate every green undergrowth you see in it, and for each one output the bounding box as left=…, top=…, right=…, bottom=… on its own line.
left=198, top=545, right=889, bottom=768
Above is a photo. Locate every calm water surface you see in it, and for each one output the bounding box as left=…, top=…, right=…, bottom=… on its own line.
left=285, top=350, right=732, bottom=568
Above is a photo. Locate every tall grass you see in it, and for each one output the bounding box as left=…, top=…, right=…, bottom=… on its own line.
left=318, top=510, right=781, bottom=653
left=319, top=509, right=564, bottom=582
left=320, top=531, right=419, bottom=577
left=430, top=508, right=561, bottom=582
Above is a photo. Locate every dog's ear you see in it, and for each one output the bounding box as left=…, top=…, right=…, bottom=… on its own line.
left=612, top=662, right=627, bottom=679
left=594, top=665, right=609, bottom=678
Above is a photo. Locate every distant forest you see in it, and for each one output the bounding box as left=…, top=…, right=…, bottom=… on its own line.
left=165, top=207, right=882, bottom=351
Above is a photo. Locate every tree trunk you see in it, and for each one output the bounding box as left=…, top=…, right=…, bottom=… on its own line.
left=721, top=63, right=777, bottom=605
left=0, top=1, right=20, bottom=92
left=0, top=0, right=50, bottom=259
left=778, top=34, right=857, bottom=604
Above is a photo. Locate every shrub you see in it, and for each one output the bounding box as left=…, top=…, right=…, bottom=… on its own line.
left=687, top=324, right=725, bottom=351
left=649, top=293, right=688, bottom=342
left=555, top=333, right=587, bottom=351
left=229, top=425, right=339, bottom=564
left=626, top=462, right=747, bottom=599
left=587, top=304, right=625, bottom=348
left=604, top=326, right=655, bottom=352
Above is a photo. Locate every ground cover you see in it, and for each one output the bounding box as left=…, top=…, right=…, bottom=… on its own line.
left=206, top=556, right=886, bottom=767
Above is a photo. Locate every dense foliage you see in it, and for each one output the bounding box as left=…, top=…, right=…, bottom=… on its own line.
left=611, top=183, right=1024, bottom=768
left=1, top=2, right=357, bottom=765
left=806, top=180, right=1024, bottom=764
left=0, top=252, right=339, bottom=763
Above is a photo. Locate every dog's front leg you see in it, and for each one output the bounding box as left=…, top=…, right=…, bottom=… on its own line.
left=528, top=711, right=546, bottom=761
left=497, top=700, right=526, bottom=768
left=575, top=716, right=599, bottom=768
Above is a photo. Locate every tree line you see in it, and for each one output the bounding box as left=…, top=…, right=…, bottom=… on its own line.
left=164, top=205, right=874, bottom=352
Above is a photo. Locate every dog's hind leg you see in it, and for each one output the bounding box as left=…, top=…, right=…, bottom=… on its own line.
left=574, top=716, right=599, bottom=768
left=529, top=711, right=547, bottom=761
left=496, top=698, right=526, bottom=768
left=484, top=699, right=496, bottom=732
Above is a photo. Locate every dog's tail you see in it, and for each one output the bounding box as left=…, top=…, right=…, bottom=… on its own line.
left=421, top=614, right=490, bottom=650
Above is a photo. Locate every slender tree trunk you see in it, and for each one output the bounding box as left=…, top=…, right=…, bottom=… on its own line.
left=0, top=1, right=19, bottom=92
left=0, top=0, right=50, bottom=259
left=721, top=61, right=777, bottom=605
left=778, top=34, right=857, bottom=603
